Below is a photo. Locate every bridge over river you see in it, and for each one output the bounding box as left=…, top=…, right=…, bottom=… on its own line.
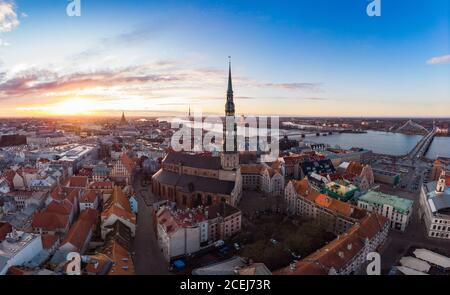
left=404, top=127, right=437, bottom=160
left=281, top=126, right=437, bottom=161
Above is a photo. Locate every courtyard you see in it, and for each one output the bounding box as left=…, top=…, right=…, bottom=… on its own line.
left=237, top=190, right=335, bottom=271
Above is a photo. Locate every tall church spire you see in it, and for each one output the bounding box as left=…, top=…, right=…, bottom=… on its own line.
left=227, top=57, right=233, bottom=98
left=120, top=111, right=127, bottom=125
left=225, top=56, right=235, bottom=116
left=221, top=57, right=239, bottom=170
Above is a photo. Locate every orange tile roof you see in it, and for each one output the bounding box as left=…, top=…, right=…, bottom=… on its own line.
left=62, top=209, right=98, bottom=252
left=240, top=164, right=267, bottom=174
left=109, top=186, right=132, bottom=212
left=120, top=153, right=136, bottom=174
left=283, top=155, right=306, bottom=165
left=315, top=194, right=353, bottom=217
left=275, top=213, right=388, bottom=275
left=101, top=240, right=135, bottom=275
left=102, top=206, right=136, bottom=224
left=344, top=162, right=364, bottom=180
left=292, top=178, right=310, bottom=196
left=290, top=179, right=365, bottom=219
left=85, top=253, right=113, bottom=275
left=80, top=190, right=98, bottom=203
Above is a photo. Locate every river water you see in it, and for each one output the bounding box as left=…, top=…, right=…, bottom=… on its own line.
left=282, top=129, right=450, bottom=158
left=426, top=136, right=450, bottom=159
left=176, top=118, right=450, bottom=158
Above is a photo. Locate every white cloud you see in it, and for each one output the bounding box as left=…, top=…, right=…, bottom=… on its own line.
left=426, top=54, right=450, bottom=65
left=0, top=1, right=19, bottom=33
left=0, top=38, right=10, bottom=46
left=20, top=12, right=27, bottom=18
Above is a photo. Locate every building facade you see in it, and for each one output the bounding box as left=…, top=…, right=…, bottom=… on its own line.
left=285, top=178, right=366, bottom=235
left=358, top=191, right=413, bottom=232
left=419, top=171, right=450, bottom=240
left=275, top=213, right=389, bottom=275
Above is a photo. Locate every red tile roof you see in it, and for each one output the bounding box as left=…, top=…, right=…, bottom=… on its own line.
left=102, top=206, right=136, bottom=224
left=80, top=190, right=98, bottom=203
left=275, top=213, right=388, bottom=275
left=46, top=200, right=73, bottom=215
left=1, top=170, right=15, bottom=187
left=78, top=168, right=93, bottom=177
left=68, top=176, right=89, bottom=188
left=41, top=234, right=59, bottom=250
left=61, top=209, right=98, bottom=252
left=90, top=181, right=114, bottom=189
left=0, top=222, right=12, bottom=241
left=110, top=186, right=132, bottom=212
left=32, top=212, right=69, bottom=231
left=101, top=240, right=135, bottom=275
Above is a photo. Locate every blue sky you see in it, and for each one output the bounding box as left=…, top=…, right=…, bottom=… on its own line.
left=0, top=0, right=448, bottom=117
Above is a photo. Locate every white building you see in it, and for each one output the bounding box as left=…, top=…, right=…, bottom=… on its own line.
left=79, top=191, right=99, bottom=211
left=0, top=231, right=43, bottom=275
left=419, top=171, right=450, bottom=240
left=156, top=207, right=202, bottom=261
left=155, top=203, right=242, bottom=261
left=358, top=191, right=413, bottom=232
left=57, top=145, right=96, bottom=172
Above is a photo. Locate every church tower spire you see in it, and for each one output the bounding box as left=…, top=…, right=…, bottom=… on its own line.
left=120, top=111, right=127, bottom=125
left=225, top=56, right=235, bottom=116
left=221, top=57, right=239, bottom=171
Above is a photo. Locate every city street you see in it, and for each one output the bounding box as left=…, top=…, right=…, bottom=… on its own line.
left=132, top=172, right=170, bottom=275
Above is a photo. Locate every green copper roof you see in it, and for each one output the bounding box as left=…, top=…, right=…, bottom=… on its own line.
left=359, top=191, right=413, bottom=214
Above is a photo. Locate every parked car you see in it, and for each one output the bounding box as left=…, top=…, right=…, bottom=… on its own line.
left=214, top=240, right=225, bottom=248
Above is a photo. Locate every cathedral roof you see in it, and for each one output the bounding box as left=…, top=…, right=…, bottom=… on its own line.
left=153, top=170, right=235, bottom=195
left=163, top=151, right=222, bottom=170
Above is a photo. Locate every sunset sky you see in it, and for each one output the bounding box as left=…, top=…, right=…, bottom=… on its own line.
left=0, top=0, right=449, bottom=117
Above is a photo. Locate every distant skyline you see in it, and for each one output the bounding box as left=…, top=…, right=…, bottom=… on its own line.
left=0, top=0, right=449, bottom=117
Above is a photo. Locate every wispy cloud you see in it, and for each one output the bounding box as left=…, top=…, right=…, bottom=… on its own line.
left=0, top=0, right=19, bottom=47
left=0, top=65, right=185, bottom=99
left=71, top=24, right=162, bottom=62
left=426, top=54, right=450, bottom=65
left=0, top=1, right=19, bottom=33
left=259, top=82, right=323, bottom=92
left=0, top=38, right=10, bottom=46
